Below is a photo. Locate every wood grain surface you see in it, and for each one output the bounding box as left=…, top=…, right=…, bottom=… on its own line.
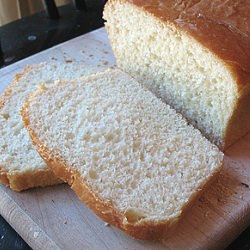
left=0, top=28, right=250, bottom=250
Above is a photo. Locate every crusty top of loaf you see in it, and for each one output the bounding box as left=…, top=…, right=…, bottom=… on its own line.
left=116, top=0, right=250, bottom=88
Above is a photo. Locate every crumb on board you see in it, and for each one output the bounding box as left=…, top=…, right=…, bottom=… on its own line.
left=104, top=222, right=109, bottom=227
left=204, top=211, right=210, bottom=217
left=65, top=59, right=73, bottom=63
left=50, top=57, right=57, bottom=60
left=64, top=220, right=68, bottom=225
left=241, top=182, right=249, bottom=188
left=33, top=231, right=40, bottom=238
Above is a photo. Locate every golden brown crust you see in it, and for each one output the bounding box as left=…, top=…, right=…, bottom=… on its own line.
left=0, top=168, right=63, bottom=192
left=0, top=65, right=63, bottom=191
left=122, top=0, right=250, bottom=88
left=22, top=91, right=222, bottom=240
left=0, top=170, right=10, bottom=186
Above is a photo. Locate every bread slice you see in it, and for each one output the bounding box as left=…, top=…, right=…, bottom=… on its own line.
left=103, top=0, right=250, bottom=150
left=0, top=62, right=99, bottom=191
left=22, top=68, right=223, bottom=240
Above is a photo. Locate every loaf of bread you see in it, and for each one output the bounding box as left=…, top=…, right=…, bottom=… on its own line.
left=103, top=0, right=250, bottom=150
left=0, top=63, right=99, bottom=191
left=22, top=69, right=223, bottom=240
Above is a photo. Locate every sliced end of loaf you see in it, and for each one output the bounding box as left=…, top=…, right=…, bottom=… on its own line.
left=103, top=0, right=249, bottom=150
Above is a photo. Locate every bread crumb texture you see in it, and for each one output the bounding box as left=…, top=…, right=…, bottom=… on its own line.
left=0, top=62, right=98, bottom=190
left=26, top=69, right=223, bottom=223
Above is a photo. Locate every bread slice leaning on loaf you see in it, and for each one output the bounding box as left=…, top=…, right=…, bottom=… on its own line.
left=22, top=68, right=223, bottom=240
left=103, top=0, right=250, bottom=150
left=0, top=62, right=99, bottom=191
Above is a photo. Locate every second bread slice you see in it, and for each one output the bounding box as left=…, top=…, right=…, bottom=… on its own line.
left=22, top=69, right=223, bottom=240
left=0, top=62, right=99, bottom=191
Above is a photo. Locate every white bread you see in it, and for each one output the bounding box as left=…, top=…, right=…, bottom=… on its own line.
left=103, top=0, right=250, bottom=150
left=0, top=63, right=99, bottom=191
left=22, top=69, right=223, bottom=240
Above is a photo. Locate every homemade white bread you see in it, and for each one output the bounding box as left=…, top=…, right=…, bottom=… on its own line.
left=0, top=63, right=99, bottom=191
left=103, top=0, right=250, bottom=150
left=22, top=69, right=223, bottom=240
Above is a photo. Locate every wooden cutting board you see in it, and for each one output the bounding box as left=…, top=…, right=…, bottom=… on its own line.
left=1, top=28, right=250, bottom=250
